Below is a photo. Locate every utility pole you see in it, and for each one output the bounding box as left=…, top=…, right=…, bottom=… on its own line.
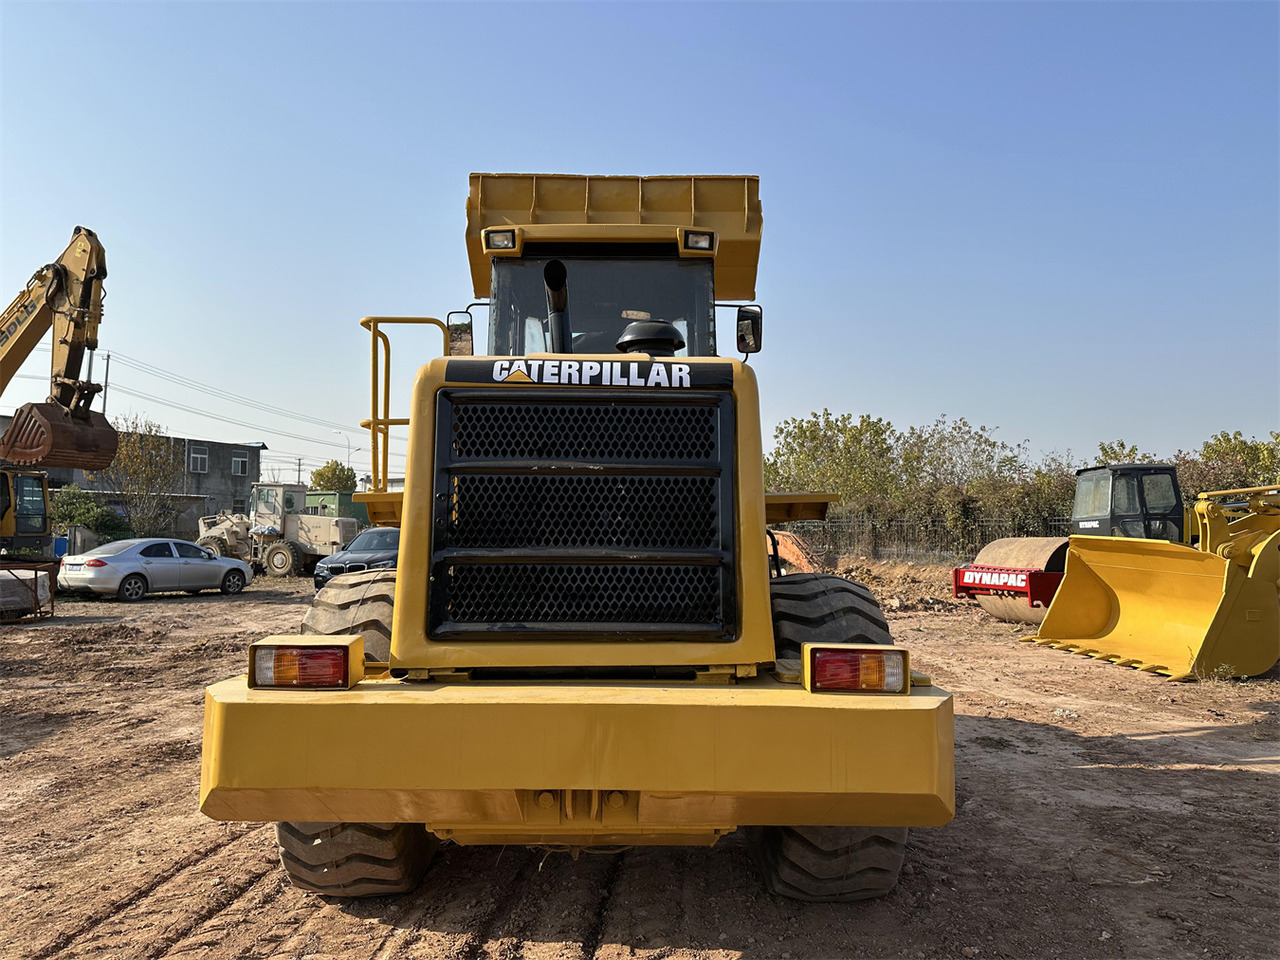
left=101, top=352, right=111, bottom=414
left=296, top=458, right=302, bottom=483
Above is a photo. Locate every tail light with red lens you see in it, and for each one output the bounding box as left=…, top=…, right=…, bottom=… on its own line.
left=803, top=644, right=909, bottom=694
left=248, top=636, right=364, bottom=689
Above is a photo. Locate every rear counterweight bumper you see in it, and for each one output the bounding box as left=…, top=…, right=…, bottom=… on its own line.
left=200, top=676, right=954, bottom=834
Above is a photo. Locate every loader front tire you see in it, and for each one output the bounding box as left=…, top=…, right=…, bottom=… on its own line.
left=198, top=537, right=228, bottom=557
left=745, top=825, right=908, bottom=902
left=752, top=574, right=906, bottom=901
left=768, top=572, right=892, bottom=659
left=275, top=821, right=437, bottom=897
left=264, top=541, right=301, bottom=577
left=301, top=570, right=395, bottom=661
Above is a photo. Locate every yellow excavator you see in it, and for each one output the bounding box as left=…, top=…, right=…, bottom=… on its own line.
left=0, top=227, right=118, bottom=555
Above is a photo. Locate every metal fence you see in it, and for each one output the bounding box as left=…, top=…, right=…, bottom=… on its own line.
left=775, top=516, right=1073, bottom=565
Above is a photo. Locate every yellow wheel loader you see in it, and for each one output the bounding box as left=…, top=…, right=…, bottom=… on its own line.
left=1025, top=486, right=1279, bottom=680
left=200, top=174, right=954, bottom=902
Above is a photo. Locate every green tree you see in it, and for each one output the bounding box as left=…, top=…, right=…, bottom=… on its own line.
left=310, top=460, right=357, bottom=491
left=764, top=410, right=903, bottom=517
left=84, top=415, right=185, bottom=537
left=1095, top=439, right=1159, bottom=465
left=49, top=484, right=132, bottom=542
left=1173, top=430, right=1280, bottom=498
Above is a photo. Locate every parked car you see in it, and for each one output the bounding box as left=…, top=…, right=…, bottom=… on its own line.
left=58, top=538, right=254, bottom=601
left=313, top=526, right=399, bottom=590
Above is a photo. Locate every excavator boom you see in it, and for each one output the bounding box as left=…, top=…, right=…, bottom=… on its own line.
left=0, top=227, right=117, bottom=470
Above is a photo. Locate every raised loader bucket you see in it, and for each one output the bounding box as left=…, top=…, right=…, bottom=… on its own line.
left=954, top=537, right=1068, bottom=624
left=0, top=403, right=118, bottom=470
left=1024, top=534, right=1280, bottom=680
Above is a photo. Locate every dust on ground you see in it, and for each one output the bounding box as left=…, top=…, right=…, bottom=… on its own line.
left=1, top=570, right=1275, bottom=960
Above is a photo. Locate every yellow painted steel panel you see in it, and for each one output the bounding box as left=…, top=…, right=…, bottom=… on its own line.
left=200, top=676, right=954, bottom=829
left=389, top=355, right=776, bottom=672
left=465, top=173, right=762, bottom=300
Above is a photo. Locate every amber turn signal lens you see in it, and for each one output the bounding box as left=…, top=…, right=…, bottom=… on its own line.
left=811, top=648, right=907, bottom=693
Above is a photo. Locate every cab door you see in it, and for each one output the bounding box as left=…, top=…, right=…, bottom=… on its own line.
left=1135, top=469, right=1184, bottom=542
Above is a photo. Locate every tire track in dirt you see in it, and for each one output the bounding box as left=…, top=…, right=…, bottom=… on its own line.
left=28, top=825, right=270, bottom=960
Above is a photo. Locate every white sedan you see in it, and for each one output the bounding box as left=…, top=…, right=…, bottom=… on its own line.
left=58, top=538, right=254, bottom=601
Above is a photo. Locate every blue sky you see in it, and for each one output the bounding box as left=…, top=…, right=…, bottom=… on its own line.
left=2, top=1, right=1276, bottom=482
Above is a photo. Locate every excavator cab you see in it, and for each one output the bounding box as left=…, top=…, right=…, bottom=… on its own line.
left=0, top=469, right=51, bottom=554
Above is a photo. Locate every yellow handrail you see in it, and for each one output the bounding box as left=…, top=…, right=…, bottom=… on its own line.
left=358, top=316, right=449, bottom=492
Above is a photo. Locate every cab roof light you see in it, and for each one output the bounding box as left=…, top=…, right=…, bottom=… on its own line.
left=808, top=646, right=908, bottom=694
left=684, top=230, right=714, bottom=251
left=486, top=229, right=516, bottom=250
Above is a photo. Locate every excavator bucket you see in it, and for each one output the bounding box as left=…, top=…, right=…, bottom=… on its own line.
left=1024, top=534, right=1280, bottom=681
left=953, top=537, right=1068, bottom=624
left=0, top=402, right=117, bottom=471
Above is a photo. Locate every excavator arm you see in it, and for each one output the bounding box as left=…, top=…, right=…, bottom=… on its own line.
left=0, top=227, right=117, bottom=469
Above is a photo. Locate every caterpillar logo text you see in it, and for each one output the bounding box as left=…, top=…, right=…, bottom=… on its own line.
left=492, top=358, right=692, bottom=387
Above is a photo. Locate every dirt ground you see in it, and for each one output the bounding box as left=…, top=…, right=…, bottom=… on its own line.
left=1, top=568, right=1275, bottom=960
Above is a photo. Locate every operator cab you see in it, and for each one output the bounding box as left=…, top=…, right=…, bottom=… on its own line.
left=1072, top=464, right=1184, bottom=542
left=250, top=482, right=306, bottom=529
left=487, top=251, right=716, bottom=357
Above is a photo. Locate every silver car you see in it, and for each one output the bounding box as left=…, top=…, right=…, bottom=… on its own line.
left=58, top=538, right=255, bottom=601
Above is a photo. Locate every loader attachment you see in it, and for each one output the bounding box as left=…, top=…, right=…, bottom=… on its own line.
left=1024, top=533, right=1280, bottom=681
left=0, top=402, right=117, bottom=470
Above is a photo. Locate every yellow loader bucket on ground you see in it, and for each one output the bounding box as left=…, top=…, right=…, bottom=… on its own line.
left=1024, top=532, right=1280, bottom=681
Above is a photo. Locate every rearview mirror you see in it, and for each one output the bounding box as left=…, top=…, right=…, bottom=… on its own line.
left=736, top=304, right=763, bottom=354
left=447, top=310, right=474, bottom=357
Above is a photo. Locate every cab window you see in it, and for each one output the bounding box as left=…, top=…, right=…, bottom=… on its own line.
left=13, top=475, right=47, bottom=535
left=1112, top=474, right=1140, bottom=514
left=1073, top=472, right=1111, bottom=518
left=1141, top=473, right=1179, bottom=513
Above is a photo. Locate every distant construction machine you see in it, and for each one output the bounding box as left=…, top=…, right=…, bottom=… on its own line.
left=1025, top=485, right=1279, bottom=681
left=197, top=482, right=357, bottom=577
left=953, top=463, right=1188, bottom=624
left=0, top=227, right=118, bottom=557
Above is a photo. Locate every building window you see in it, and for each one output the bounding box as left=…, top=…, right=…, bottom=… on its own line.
left=189, top=446, right=208, bottom=473
left=233, top=497, right=247, bottom=514
left=231, top=451, right=248, bottom=476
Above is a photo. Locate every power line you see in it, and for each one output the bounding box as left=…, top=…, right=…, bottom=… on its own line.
left=22, top=346, right=410, bottom=445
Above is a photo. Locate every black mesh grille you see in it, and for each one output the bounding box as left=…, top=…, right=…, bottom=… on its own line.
left=431, top=389, right=735, bottom=640
left=445, top=563, right=722, bottom=624
left=450, top=474, right=717, bottom=549
left=451, top=402, right=717, bottom=462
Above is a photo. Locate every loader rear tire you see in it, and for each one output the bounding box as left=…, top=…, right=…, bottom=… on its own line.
left=745, top=825, right=908, bottom=902
left=264, top=541, right=301, bottom=577
left=753, top=575, right=906, bottom=901
left=768, top=572, right=892, bottom=659
left=301, top=570, right=396, bottom=661
left=197, top=537, right=227, bottom=557
left=275, top=821, right=437, bottom=897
